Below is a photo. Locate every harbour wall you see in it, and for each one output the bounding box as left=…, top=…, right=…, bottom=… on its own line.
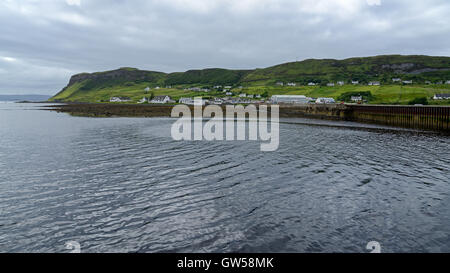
left=279, top=104, right=450, bottom=132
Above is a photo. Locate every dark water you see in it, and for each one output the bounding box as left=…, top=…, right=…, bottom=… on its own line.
left=1, top=103, right=449, bottom=253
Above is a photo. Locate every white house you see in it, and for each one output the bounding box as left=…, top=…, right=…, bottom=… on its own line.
left=179, top=97, right=195, bottom=105
left=110, top=97, right=131, bottom=102
left=368, top=81, right=380, bottom=86
left=271, top=95, right=310, bottom=104
left=327, top=83, right=335, bottom=87
left=255, top=94, right=261, bottom=98
left=150, top=95, right=171, bottom=104
left=138, top=97, right=148, bottom=103
left=446, top=80, right=450, bottom=84
left=276, top=82, right=284, bottom=86
left=315, top=97, right=336, bottom=104
left=308, top=82, right=316, bottom=86
left=239, top=93, right=247, bottom=98
left=351, top=80, right=359, bottom=85
left=225, top=92, right=233, bottom=96
left=287, top=82, right=297, bottom=86
left=351, top=96, right=363, bottom=102
left=247, top=94, right=254, bottom=98
left=210, top=98, right=224, bottom=105
left=403, top=80, right=413, bottom=84
left=178, top=97, right=207, bottom=105
left=433, top=94, right=450, bottom=100
left=144, top=87, right=151, bottom=92
left=337, top=81, right=345, bottom=86
left=392, top=78, right=402, bottom=82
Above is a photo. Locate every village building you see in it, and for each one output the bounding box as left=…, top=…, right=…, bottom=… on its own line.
left=271, top=95, right=310, bottom=104
left=185, top=87, right=210, bottom=92
left=150, top=95, right=171, bottom=104
left=403, top=80, right=413, bottom=84
left=110, top=97, right=131, bottom=102
left=327, top=83, right=335, bottom=87
left=287, top=82, right=297, bottom=86
left=210, top=98, right=224, bottom=105
left=178, top=97, right=207, bottom=105
left=179, top=97, right=193, bottom=104
left=392, top=78, right=402, bottom=82
left=337, top=81, right=345, bottom=86
left=239, top=93, right=247, bottom=98
left=351, top=96, right=363, bottom=102
left=351, top=80, right=359, bottom=85
left=315, top=97, right=336, bottom=104
left=308, top=82, right=316, bottom=86
left=433, top=94, right=450, bottom=100
left=368, top=81, right=381, bottom=86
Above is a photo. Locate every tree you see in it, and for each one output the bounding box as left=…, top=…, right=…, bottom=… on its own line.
left=408, top=97, right=429, bottom=105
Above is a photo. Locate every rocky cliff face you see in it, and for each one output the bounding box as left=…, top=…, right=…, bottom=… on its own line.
left=66, top=68, right=165, bottom=87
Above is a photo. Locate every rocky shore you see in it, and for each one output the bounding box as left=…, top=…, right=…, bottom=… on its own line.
left=43, top=103, right=177, bottom=117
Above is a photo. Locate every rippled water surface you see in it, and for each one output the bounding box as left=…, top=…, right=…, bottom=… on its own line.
left=1, top=103, right=449, bottom=253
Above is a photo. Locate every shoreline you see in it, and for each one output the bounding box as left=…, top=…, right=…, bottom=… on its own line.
left=42, top=103, right=450, bottom=133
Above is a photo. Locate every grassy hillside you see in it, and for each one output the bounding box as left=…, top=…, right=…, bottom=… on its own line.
left=50, top=55, right=450, bottom=104
left=242, top=55, right=450, bottom=85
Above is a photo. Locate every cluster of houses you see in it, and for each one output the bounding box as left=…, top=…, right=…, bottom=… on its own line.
left=110, top=96, right=176, bottom=104
left=110, top=93, right=338, bottom=105
left=178, top=96, right=265, bottom=105
left=392, top=78, right=413, bottom=84
left=276, top=82, right=298, bottom=86
left=183, top=87, right=211, bottom=92
left=270, top=95, right=335, bottom=104
left=277, top=79, right=450, bottom=87
left=307, top=81, right=357, bottom=86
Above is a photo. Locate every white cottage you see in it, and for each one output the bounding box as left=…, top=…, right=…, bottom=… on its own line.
left=110, top=97, right=131, bottom=102
left=150, top=95, right=171, bottom=104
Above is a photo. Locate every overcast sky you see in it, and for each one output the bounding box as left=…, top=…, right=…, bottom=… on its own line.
left=1, top=0, right=449, bottom=95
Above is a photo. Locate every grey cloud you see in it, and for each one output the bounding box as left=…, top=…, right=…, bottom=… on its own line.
left=0, top=0, right=449, bottom=94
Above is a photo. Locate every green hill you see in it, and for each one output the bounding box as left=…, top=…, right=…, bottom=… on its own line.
left=50, top=55, right=450, bottom=104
